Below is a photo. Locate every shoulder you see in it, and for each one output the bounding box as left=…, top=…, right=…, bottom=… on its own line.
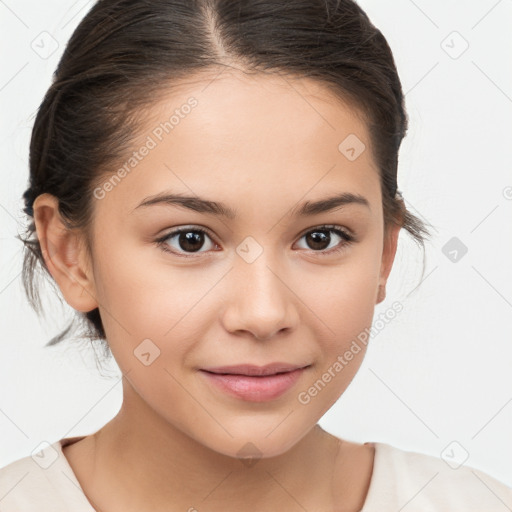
left=361, top=441, right=512, bottom=511
left=0, top=438, right=94, bottom=511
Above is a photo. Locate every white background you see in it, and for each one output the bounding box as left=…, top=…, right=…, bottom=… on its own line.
left=1, top=0, right=511, bottom=488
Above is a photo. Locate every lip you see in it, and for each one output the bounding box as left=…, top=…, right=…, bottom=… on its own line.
left=199, top=363, right=310, bottom=402
left=201, top=362, right=308, bottom=376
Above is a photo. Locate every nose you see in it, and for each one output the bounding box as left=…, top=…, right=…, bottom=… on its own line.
left=221, top=253, right=299, bottom=341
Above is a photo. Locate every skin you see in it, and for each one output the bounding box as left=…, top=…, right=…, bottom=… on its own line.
left=33, top=69, right=402, bottom=512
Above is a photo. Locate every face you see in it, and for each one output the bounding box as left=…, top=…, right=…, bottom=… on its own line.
left=47, top=71, right=399, bottom=459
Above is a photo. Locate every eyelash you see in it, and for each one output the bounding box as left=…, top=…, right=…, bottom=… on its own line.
left=154, top=224, right=355, bottom=259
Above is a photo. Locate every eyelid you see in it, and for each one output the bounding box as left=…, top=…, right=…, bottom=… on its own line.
left=297, top=223, right=354, bottom=240
left=158, top=224, right=217, bottom=241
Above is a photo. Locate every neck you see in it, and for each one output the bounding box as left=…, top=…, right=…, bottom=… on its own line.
left=79, top=383, right=348, bottom=512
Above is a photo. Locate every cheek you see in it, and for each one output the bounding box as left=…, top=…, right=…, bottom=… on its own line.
left=90, top=235, right=220, bottom=373
left=307, top=244, right=381, bottom=342
left=294, top=289, right=375, bottom=415
left=299, top=246, right=381, bottom=398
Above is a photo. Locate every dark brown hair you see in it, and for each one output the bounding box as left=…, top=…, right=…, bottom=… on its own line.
left=18, top=0, right=432, bottom=354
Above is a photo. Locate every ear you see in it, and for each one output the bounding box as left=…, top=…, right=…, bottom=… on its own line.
left=376, top=220, right=401, bottom=305
left=32, top=193, right=98, bottom=313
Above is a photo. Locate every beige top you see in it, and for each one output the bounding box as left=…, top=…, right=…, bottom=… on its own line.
left=1, top=436, right=511, bottom=511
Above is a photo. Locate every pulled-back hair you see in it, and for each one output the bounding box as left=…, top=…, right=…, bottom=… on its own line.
left=19, top=0, right=432, bottom=352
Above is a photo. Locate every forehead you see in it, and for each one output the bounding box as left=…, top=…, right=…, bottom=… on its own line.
left=94, top=70, right=380, bottom=220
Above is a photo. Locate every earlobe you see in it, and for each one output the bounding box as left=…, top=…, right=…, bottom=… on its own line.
left=376, top=284, right=386, bottom=304
left=33, top=193, right=98, bottom=313
left=376, top=223, right=401, bottom=305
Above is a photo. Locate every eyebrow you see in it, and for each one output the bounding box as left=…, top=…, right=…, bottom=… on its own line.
left=133, top=191, right=371, bottom=218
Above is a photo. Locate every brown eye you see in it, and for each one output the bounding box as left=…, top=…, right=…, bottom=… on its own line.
left=305, top=229, right=332, bottom=251
left=295, top=225, right=354, bottom=255
left=156, top=227, right=217, bottom=256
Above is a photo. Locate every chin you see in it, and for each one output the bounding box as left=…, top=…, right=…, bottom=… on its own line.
left=192, top=420, right=313, bottom=462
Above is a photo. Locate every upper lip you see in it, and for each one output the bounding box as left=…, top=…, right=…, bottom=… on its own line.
left=201, top=362, right=310, bottom=376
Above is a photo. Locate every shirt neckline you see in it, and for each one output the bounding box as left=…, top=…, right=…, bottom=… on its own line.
left=55, top=436, right=383, bottom=511
left=359, top=441, right=382, bottom=511
left=51, top=436, right=97, bottom=511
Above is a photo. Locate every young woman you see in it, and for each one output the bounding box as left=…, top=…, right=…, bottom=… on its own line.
left=1, top=0, right=511, bottom=510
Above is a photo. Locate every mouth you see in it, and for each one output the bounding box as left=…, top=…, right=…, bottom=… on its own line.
left=199, top=363, right=311, bottom=402
left=200, top=362, right=311, bottom=377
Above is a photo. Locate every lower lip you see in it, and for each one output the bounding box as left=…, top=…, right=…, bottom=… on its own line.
left=199, top=367, right=307, bottom=402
